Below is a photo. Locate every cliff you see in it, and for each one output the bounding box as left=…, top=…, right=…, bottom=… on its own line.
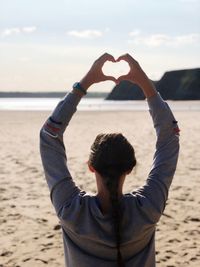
left=106, top=68, right=200, bottom=100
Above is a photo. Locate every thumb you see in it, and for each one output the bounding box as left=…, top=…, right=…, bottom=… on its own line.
left=117, top=74, right=129, bottom=83
left=103, top=75, right=118, bottom=83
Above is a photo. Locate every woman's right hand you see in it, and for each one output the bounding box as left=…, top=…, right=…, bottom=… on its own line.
left=116, top=54, right=148, bottom=86
left=116, top=53, right=157, bottom=98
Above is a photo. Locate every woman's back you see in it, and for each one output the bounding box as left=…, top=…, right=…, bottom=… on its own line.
left=40, top=53, right=179, bottom=267
left=58, top=193, right=156, bottom=267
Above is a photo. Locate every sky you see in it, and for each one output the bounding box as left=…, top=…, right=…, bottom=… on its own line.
left=0, top=0, right=200, bottom=92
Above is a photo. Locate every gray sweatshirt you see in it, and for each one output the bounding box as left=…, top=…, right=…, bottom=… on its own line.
left=40, top=91, right=180, bottom=267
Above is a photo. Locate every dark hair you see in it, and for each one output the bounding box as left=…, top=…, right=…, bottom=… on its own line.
left=89, top=133, right=136, bottom=267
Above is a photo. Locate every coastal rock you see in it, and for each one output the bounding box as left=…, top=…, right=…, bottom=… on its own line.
left=106, top=68, right=200, bottom=100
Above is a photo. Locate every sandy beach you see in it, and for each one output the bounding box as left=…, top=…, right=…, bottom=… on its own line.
left=0, top=108, right=200, bottom=267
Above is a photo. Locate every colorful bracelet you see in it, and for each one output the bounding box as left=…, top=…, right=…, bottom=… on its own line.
left=73, top=82, right=87, bottom=95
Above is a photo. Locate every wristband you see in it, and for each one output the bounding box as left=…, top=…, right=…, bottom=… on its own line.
left=73, top=82, right=87, bottom=95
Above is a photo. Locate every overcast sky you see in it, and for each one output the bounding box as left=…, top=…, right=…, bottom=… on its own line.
left=0, top=0, right=199, bottom=92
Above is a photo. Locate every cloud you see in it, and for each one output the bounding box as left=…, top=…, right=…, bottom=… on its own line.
left=1, top=26, right=37, bottom=37
left=128, top=31, right=200, bottom=47
left=22, top=26, right=37, bottom=33
left=67, top=29, right=103, bottom=39
left=174, top=34, right=200, bottom=45
left=1, top=28, right=21, bottom=37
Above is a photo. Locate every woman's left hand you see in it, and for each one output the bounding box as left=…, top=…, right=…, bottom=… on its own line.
left=80, top=53, right=118, bottom=90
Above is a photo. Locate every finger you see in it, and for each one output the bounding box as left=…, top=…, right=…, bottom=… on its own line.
left=117, top=74, right=130, bottom=83
left=116, top=55, right=125, bottom=62
left=116, top=54, right=130, bottom=62
left=106, top=54, right=116, bottom=62
left=102, top=52, right=115, bottom=61
left=102, top=75, right=118, bottom=83
left=99, top=53, right=115, bottom=65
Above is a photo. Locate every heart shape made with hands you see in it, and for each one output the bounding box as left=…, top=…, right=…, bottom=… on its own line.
left=102, top=60, right=130, bottom=79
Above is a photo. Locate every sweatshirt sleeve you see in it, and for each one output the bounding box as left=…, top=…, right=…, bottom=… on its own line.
left=40, top=92, right=82, bottom=215
left=134, top=92, right=180, bottom=223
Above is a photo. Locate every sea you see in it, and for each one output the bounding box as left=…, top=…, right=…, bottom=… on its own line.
left=0, top=97, right=200, bottom=111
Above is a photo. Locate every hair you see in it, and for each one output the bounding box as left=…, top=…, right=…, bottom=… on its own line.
left=88, top=133, right=137, bottom=267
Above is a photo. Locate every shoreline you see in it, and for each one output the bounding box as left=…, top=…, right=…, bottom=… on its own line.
left=0, top=98, right=200, bottom=112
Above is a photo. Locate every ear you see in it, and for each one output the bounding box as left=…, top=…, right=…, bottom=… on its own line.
left=88, top=162, right=95, bottom=173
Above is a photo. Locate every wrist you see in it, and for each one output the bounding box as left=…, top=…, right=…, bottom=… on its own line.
left=72, top=82, right=87, bottom=96
left=134, top=71, right=149, bottom=86
left=138, top=78, right=157, bottom=98
left=132, top=72, right=156, bottom=98
left=80, top=76, right=93, bottom=91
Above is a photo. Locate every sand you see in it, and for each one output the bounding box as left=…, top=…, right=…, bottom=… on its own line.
left=0, top=108, right=200, bottom=267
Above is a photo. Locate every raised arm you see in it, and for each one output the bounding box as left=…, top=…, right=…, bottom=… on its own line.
left=40, top=53, right=117, bottom=215
left=117, top=54, right=180, bottom=222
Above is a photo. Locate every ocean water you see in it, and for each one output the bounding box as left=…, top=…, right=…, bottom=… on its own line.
left=0, top=97, right=200, bottom=111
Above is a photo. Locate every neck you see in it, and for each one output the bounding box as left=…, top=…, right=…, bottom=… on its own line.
left=95, top=173, right=125, bottom=214
left=96, top=187, right=123, bottom=215
left=97, top=188, right=123, bottom=199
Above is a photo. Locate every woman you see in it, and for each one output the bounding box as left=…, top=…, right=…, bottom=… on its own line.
left=40, top=53, right=180, bottom=267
